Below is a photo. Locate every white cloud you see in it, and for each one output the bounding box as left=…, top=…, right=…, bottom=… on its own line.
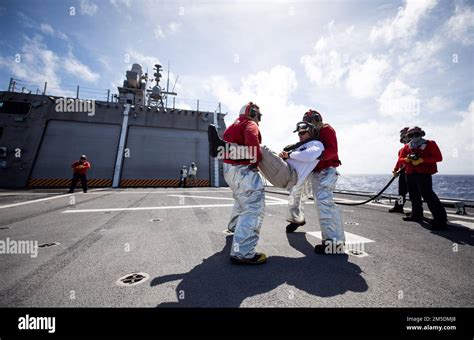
left=154, top=25, right=165, bottom=39
left=39, top=23, right=54, bottom=35
left=17, top=11, right=35, bottom=28
left=337, top=120, right=403, bottom=174
left=378, top=79, right=421, bottom=119
left=300, top=23, right=355, bottom=87
left=204, top=65, right=309, bottom=151
left=346, top=56, right=391, bottom=99
left=154, top=21, right=182, bottom=39
left=398, top=37, right=443, bottom=75
left=110, top=0, right=131, bottom=8
left=425, top=95, right=453, bottom=114
left=63, top=52, right=100, bottom=82
left=168, top=21, right=181, bottom=34
left=300, top=49, right=348, bottom=87
left=0, top=35, right=100, bottom=98
left=370, top=0, right=437, bottom=44
left=39, top=23, right=69, bottom=41
left=301, top=23, right=391, bottom=100
left=79, top=0, right=98, bottom=16
left=422, top=101, right=474, bottom=174
left=0, top=35, right=67, bottom=95
left=444, top=4, right=474, bottom=46
left=125, top=50, right=162, bottom=70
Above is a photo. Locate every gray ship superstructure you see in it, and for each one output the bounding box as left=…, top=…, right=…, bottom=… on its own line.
left=0, top=62, right=227, bottom=189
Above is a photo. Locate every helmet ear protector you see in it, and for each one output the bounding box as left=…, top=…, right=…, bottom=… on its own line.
left=246, top=102, right=261, bottom=121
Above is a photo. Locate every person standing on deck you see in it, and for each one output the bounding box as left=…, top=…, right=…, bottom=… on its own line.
left=223, top=102, right=267, bottom=265
left=389, top=127, right=410, bottom=214
left=68, top=155, right=90, bottom=193
left=400, top=126, right=448, bottom=230
left=293, top=109, right=345, bottom=255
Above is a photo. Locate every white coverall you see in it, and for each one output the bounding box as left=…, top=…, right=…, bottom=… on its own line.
left=285, top=140, right=323, bottom=223
left=312, top=167, right=345, bottom=243
left=287, top=174, right=313, bottom=224
left=188, top=165, right=197, bottom=185
left=224, top=163, right=265, bottom=259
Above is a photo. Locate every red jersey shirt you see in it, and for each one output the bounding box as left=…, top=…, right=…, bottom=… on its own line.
left=222, top=115, right=262, bottom=166
left=393, top=146, right=405, bottom=172
left=399, top=140, right=442, bottom=175
left=72, top=160, right=91, bottom=174
left=314, top=124, right=341, bottom=172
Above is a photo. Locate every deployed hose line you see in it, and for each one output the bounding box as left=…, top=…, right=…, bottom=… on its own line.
left=336, top=171, right=401, bottom=206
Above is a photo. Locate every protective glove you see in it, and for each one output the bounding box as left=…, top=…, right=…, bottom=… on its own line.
left=411, top=158, right=424, bottom=166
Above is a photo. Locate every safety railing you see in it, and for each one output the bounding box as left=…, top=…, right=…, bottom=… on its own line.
left=6, top=78, right=111, bottom=102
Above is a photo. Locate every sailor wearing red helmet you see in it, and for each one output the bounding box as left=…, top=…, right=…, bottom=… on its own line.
left=288, top=109, right=345, bottom=254
left=68, top=155, right=91, bottom=193
left=389, top=127, right=410, bottom=214
left=222, top=102, right=267, bottom=265
left=399, top=127, right=448, bottom=229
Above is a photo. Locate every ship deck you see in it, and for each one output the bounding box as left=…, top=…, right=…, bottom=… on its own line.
left=0, top=187, right=472, bottom=307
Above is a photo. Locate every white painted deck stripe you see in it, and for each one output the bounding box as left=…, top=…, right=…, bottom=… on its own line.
left=62, top=201, right=288, bottom=213
left=306, top=231, right=375, bottom=245
left=0, top=188, right=106, bottom=209
left=167, top=194, right=234, bottom=201
left=449, top=220, right=474, bottom=230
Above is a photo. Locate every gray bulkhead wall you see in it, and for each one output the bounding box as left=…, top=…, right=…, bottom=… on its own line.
left=30, top=120, right=121, bottom=179
left=122, top=126, right=209, bottom=180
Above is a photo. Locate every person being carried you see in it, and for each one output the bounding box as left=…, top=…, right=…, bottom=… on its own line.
left=209, top=121, right=324, bottom=193
left=257, top=122, right=324, bottom=233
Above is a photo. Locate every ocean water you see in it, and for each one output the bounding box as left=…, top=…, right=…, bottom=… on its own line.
left=336, top=174, right=474, bottom=201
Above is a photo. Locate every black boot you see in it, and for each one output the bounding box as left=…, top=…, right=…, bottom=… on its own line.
left=286, top=221, right=306, bottom=233
left=314, top=240, right=345, bottom=255
left=208, top=124, right=226, bottom=157
left=230, top=253, right=267, bottom=265
left=389, top=203, right=404, bottom=214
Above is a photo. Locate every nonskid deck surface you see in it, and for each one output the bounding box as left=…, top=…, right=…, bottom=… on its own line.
left=0, top=187, right=472, bottom=307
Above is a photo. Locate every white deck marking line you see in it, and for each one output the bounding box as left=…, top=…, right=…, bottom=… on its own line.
left=305, top=199, right=474, bottom=222
left=0, top=193, right=60, bottom=196
left=449, top=220, right=474, bottom=230
left=168, top=194, right=285, bottom=204
left=62, top=201, right=288, bottom=213
left=265, top=195, right=288, bottom=203
left=118, top=190, right=231, bottom=194
left=168, top=194, right=234, bottom=201
left=306, top=231, right=375, bottom=245
left=0, top=188, right=107, bottom=209
left=365, top=202, right=474, bottom=221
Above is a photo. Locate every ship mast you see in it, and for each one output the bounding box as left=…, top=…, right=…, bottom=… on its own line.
left=146, top=63, right=177, bottom=109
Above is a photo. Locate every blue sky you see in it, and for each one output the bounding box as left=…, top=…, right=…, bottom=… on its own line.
left=0, top=0, right=473, bottom=174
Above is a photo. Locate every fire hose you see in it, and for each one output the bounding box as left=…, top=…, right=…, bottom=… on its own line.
left=335, top=170, right=402, bottom=206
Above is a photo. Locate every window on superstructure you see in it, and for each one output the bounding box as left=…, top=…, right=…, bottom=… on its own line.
left=0, top=101, right=31, bottom=115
